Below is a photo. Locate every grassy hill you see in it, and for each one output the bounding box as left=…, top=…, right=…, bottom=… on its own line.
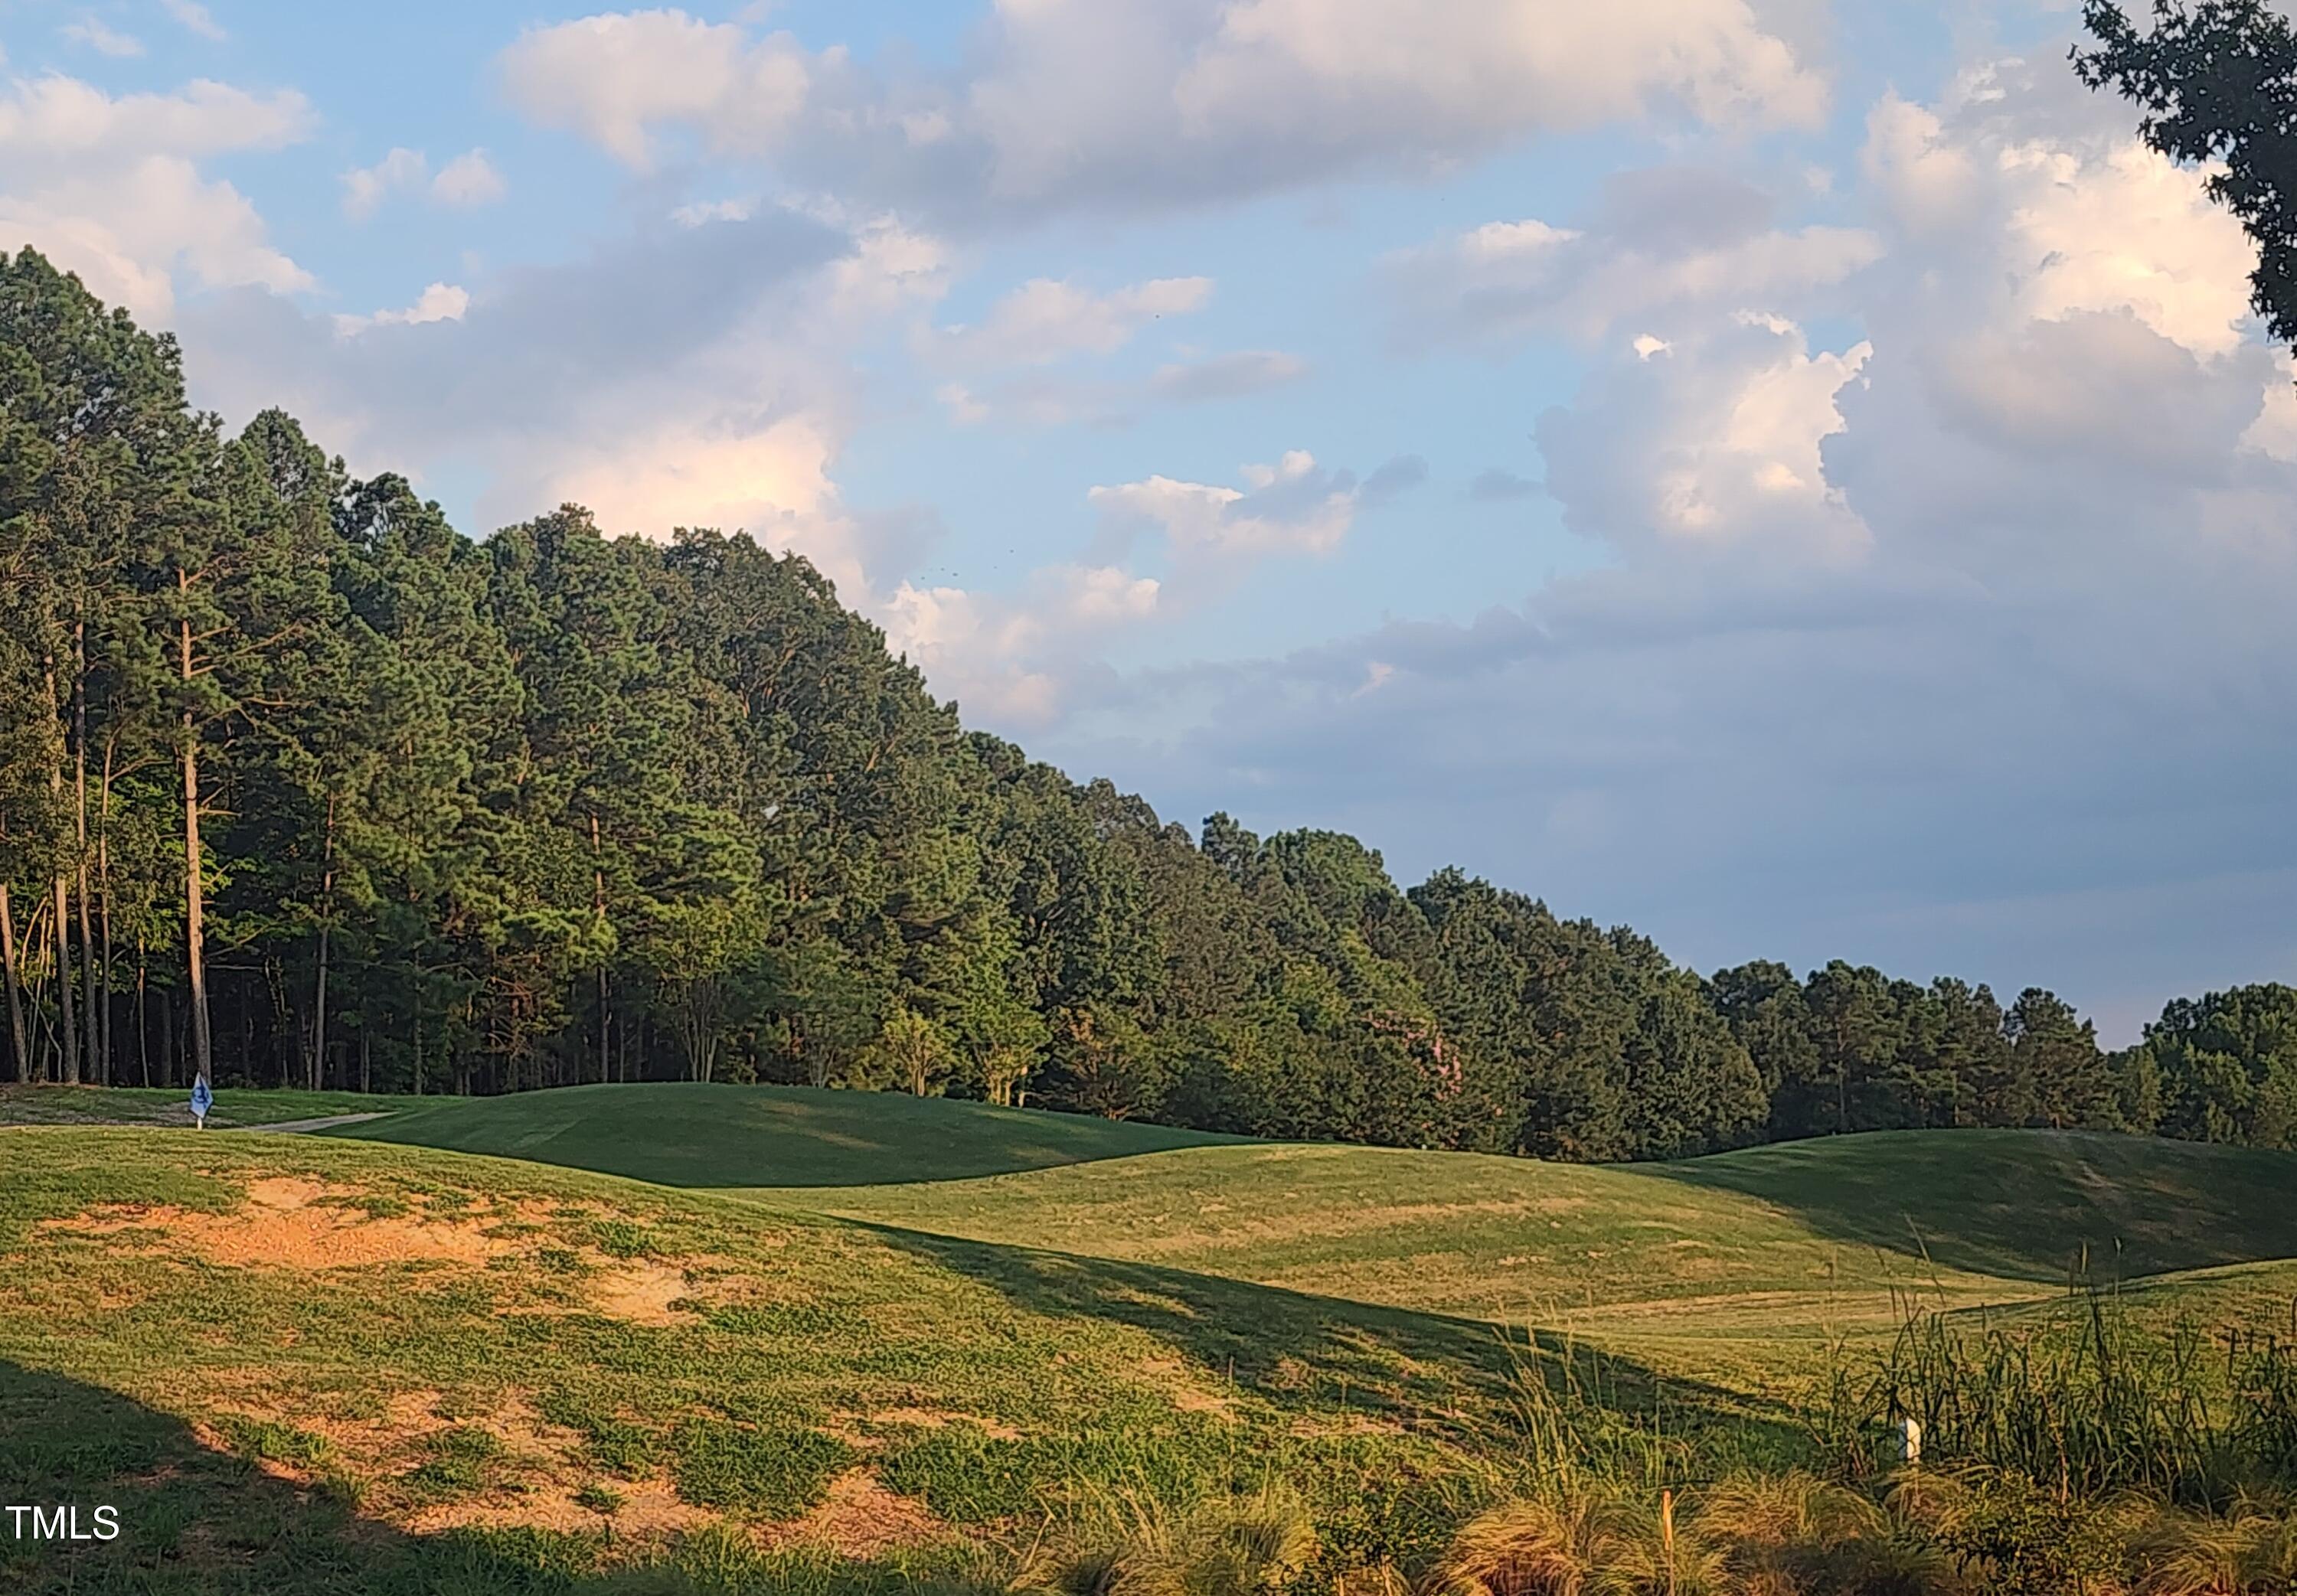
left=13, top=1089, right=2297, bottom=1590
left=328, top=1082, right=1243, bottom=1186
left=317, top=1090, right=2297, bottom=1384
left=0, top=1126, right=1586, bottom=1594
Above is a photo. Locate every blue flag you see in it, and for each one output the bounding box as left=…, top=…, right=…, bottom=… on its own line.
left=190, top=1077, right=213, bottom=1120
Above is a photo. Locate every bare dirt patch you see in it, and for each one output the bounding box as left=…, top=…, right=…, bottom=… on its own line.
left=589, top=1259, right=695, bottom=1325
left=404, top=1476, right=714, bottom=1537
left=766, top=1468, right=943, bottom=1557
left=42, top=1180, right=520, bottom=1271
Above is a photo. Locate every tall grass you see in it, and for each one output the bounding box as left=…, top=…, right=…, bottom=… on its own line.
left=1858, top=1282, right=2297, bottom=1506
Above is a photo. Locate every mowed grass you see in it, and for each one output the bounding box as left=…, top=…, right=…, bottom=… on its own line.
left=0, top=1126, right=1623, bottom=1594
left=799, top=1132, right=2297, bottom=1387
left=0, top=1083, right=404, bottom=1128
left=329, top=1082, right=1244, bottom=1186
left=319, top=1084, right=2297, bottom=1393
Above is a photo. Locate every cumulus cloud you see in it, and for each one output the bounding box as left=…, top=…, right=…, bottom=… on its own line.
left=62, top=17, right=145, bottom=57
left=498, top=9, right=811, bottom=171
left=341, top=148, right=426, bottom=221
left=175, top=201, right=952, bottom=625
left=432, top=149, right=508, bottom=209
left=1020, top=50, right=2297, bottom=1036
left=932, top=276, right=1212, bottom=367
left=0, top=75, right=315, bottom=319
left=342, top=148, right=508, bottom=220
left=333, top=282, right=470, bottom=335
left=1090, top=449, right=1361, bottom=562
left=1386, top=165, right=1882, bottom=345
left=496, top=0, right=1827, bottom=220
left=882, top=562, right=1162, bottom=726
left=160, top=0, right=227, bottom=41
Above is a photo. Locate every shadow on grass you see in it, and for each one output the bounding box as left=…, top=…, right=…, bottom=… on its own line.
left=1643, top=1129, right=2297, bottom=1286
left=331, top=1082, right=1244, bottom=1190
left=856, top=1221, right=1791, bottom=1451
left=0, top=1359, right=935, bottom=1596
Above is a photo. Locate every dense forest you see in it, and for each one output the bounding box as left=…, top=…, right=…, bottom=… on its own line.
left=3, top=246, right=2292, bottom=1160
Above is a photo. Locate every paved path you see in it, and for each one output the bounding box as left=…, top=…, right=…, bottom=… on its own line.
left=230, top=1111, right=396, bottom=1134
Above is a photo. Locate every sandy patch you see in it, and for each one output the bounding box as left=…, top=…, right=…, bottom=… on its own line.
left=42, top=1180, right=518, bottom=1271
left=766, top=1469, right=943, bottom=1557
left=590, top=1259, right=694, bottom=1326
left=405, top=1476, right=713, bottom=1537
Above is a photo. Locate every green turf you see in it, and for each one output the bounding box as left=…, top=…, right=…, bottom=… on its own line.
left=325, top=1081, right=1246, bottom=1186
left=0, top=1083, right=409, bottom=1128
left=11, top=1091, right=2297, bottom=1590
left=313, top=1085, right=2297, bottom=1392
left=0, top=1128, right=1609, bottom=1594
left=792, top=1131, right=2297, bottom=1375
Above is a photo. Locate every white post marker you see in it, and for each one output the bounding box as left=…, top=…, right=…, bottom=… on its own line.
left=190, top=1075, right=213, bottom=1131
left=1897, top=1415, right=1923, bottom=1466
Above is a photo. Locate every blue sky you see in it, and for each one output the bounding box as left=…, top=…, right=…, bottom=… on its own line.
left=5, top=0, right=2294, bottom=1041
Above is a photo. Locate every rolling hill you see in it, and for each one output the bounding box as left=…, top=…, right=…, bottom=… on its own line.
left=313, top=1085, right=2297, bottom=1389
left=329, top=1081, right=1244, bottom=1186
left=0, top=1125, right=1549, bottom=1594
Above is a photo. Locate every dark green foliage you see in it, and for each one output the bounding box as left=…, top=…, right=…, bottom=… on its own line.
left=2144, top=984, right=2297, bottom=1147
left=2076, top=2, right=2297, bottom=347
left=1, top=246, right=2286, bottom=1165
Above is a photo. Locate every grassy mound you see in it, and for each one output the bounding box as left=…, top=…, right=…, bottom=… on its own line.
left=792, top=1131, right=2297, bottom=1375
left=0, top=1127, right=1623, bottom=1594
left=326, top=1082, right=1243, bottom=1186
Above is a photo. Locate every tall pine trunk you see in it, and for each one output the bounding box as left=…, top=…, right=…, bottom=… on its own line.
left=590, top=810, right=609, bottom=1085
left=44, top=656, right=79, bottom=1085
left=74, top=617, right=101, bottom=1084
left=96, top=735, right=117, bottom=1085
left=136, top=938, right=149, bottom=1087
left=179, top=596, right=212, bottom=1088
left=0, top=878, right=25, bottom=1082
left=312, top=791, right=335, bottom=1092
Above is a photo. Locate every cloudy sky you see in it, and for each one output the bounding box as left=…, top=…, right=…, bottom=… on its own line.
left=5, top=0, right=2294, bottom=1040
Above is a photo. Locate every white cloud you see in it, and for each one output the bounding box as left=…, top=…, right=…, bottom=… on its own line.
left=1021, top=47, right=2297, bottom=1034
left=498, top=9, right=812, bottom=171
left=1090, top=449, right=1359, bottom=560
left=341, top=148, right=425, bottom=221
left=431, top=149, right=507, bottom=209
left=1539, top=312, right=1873, bottom=557
left=333, top=282, right=470, bottom=336
left=0, top=75, right=314, bottom=319
left=343, top=147, right=510, bottom=220
left=933, top=276, right=1212, bottom=367
left=1387, top=171, right=1881, bottom=345
left=881, top=561, right=1162, bottom=727
left=160, top=0, right=227, bottom=41
left=62, top=17, right=145, bottom=57
left=498, top=0, right=1826, bottom=220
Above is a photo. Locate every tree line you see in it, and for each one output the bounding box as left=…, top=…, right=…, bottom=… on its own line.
left=2, top=247, right=2291, bottom=1158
